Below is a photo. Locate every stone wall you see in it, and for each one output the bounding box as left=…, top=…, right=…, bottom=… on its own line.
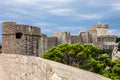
left=2, top=22, right=16, bottom=54
left=53, top=32, right=71, bottom=44
left=39, top=34, right=48, bottom=56
left=95, top=35, right=117, bottom=49
left=0, top=44, right=2, bottom=53
left=95, top=24, right=109, bottom=36
left=97, top=35, right=116, bottom=42
left=0, top=54, right=111, bottom=80
left=70, top=35, right=81, bottom=44
left=88, top=30, right=97, bottom=43
left=2, top=22, right=41, bottom=56
left=47, top=37, right=58, bottom=49
left=79, top=31, right=89, bottom=43
left=2, top=22, right=117, bottom=56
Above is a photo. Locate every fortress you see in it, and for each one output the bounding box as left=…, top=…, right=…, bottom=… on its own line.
left=2, top=22, right=118, bottom=57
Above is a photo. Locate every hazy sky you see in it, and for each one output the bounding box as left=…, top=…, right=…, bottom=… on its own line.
left=0, top=0, right=120, bottom=42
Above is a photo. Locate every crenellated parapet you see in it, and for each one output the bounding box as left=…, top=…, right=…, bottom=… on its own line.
left=2, top=22, right=41, bottom=35
left=2, top=22, right=41, bottom=56
left=93, top=24, right=109, bottom=28
left=2, top=22, right=16, bottom=34
left=1, top=22, right=118, bottom=57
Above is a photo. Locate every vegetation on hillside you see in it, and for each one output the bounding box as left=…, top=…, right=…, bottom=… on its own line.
left=116, top=36, right=120, bottom=43
left=116, top=36, right=120, bottom=51
left=43, top=43, right=120, bottom=80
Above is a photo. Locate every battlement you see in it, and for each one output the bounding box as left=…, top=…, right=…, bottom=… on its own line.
left=2, top=22, right=41, bottom=56
left=97, top=35, right=116, bottom=42
left=93, top=24, right=109, bottom=28
left=2, top=22, right=41, bottom=35
left=1, top=22, right=117, bottom=57
left=53, top=32, right=71, bottom=44
left=31, top=26, right=41, bottom=35
left=2, top=22, right=16, bottom=25
left=91, top=24, right=109, bottom=36
left=2, top=22, right=16, bottom=34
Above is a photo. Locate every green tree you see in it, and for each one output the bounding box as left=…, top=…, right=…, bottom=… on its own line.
left=43, top=47, right=64, bottom=62
left=118, top=41, right=120, bottom=51
left=116, top=36, right=120, bottom=42
left=111, top=60, right=120, bottom=80
left=43, top=43, right=120, bottom=80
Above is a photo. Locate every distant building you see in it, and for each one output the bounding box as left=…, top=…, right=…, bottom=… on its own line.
left=53, top=24, right=118, bottom=49
left=2, top=22, right=118, bottom=57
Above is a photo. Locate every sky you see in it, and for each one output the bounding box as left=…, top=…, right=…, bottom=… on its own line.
left=0, top=0, right=120, bottom=42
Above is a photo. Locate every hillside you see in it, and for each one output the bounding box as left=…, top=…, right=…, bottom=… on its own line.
left=0, top=53, right=110, bottom=80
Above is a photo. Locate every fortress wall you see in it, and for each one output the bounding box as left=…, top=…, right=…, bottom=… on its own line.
left=16, top=24, right=29, bottom=34
left=94, top=24, right=109, bottom=36
left=31, top=27, right=41, bottom=35
left=2, top=35, right=15, bottom=53
left=2, top=22, right=16, bottom=34
left=39, top=34, right=48, bottom=56
left=53, top=32, right=71, bottom=44
left=97, top=35, right=116, bottom=42
left=70, top=35, right=81, bottom=44
left=94, top=43, right=104, bottom=49
left=32, top=35, right=40, bottom=56
left=88, top=30, right=97, bottom=43
left=79, top=32, right=89, bottom=43
left=95, top=35, right=117, bottom=49
left=2, top=22, right=16, bottom=54
left=97, top=28, right=108, bottom=36
left=47, top=37, right=58, bottom=49
left=2, top=22, right=41, bottom=56
left=2, top=22, right=117, bottom=56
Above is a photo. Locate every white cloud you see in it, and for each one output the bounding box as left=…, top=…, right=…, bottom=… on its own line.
left=112, top=3, right=120, bottom=11
left=34, top=22, right=56, bottom=26
left=4, top=0, right=71, bottom=5
left=41, top=29, right=52, bottom=33
left=109, top=29, right=120, bottom=37
left=77, top=14, right=102, bottom=19
left=57, top=26, right=85, bottom=31
left=87, top=1, right=100, bottom=6
left=40, top=5, right=54, bottom=9
left=49, top=9, right=72, bottom=16
left=9, top=8, right=45, bottom=18
left=0, top=0, right=119, bottom=38
left=87, top=1, right=110, bottom=6
left=0, top=0, right=73, bottom=17
left=49, top=0, right=71, bottom=3
left=15, top=0, right=32, bottom=3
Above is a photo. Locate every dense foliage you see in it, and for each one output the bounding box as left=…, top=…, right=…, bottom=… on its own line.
left=43, top=43, right=120, bottom=80
left=116, top=36, right=120, bottom=51
left=116, top=36, right=120, bottom=43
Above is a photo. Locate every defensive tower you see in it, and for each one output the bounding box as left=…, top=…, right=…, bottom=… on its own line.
left=2, top=22, right=41, bottom=56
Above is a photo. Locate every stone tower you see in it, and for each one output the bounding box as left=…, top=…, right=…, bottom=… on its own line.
left=2, top=22, right=41, bottom=56
left=79, top=31, right=89, bottom=43
left=94, top=24, right=109, bottom=36
left=53, top=32, right=71, bottom=44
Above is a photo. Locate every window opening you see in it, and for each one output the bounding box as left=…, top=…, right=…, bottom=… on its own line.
left=16, top=33, right=23, bottom=39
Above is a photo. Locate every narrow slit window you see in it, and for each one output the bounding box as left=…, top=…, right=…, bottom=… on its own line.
left=16, top=33, right=23, bottom=39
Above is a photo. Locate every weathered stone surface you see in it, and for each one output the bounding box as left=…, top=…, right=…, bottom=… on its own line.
left=2, top=22, right=41, bottom=56
left=2, top=22, right=117, bottom=57
left=0, top=54, right=110, bottom=80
